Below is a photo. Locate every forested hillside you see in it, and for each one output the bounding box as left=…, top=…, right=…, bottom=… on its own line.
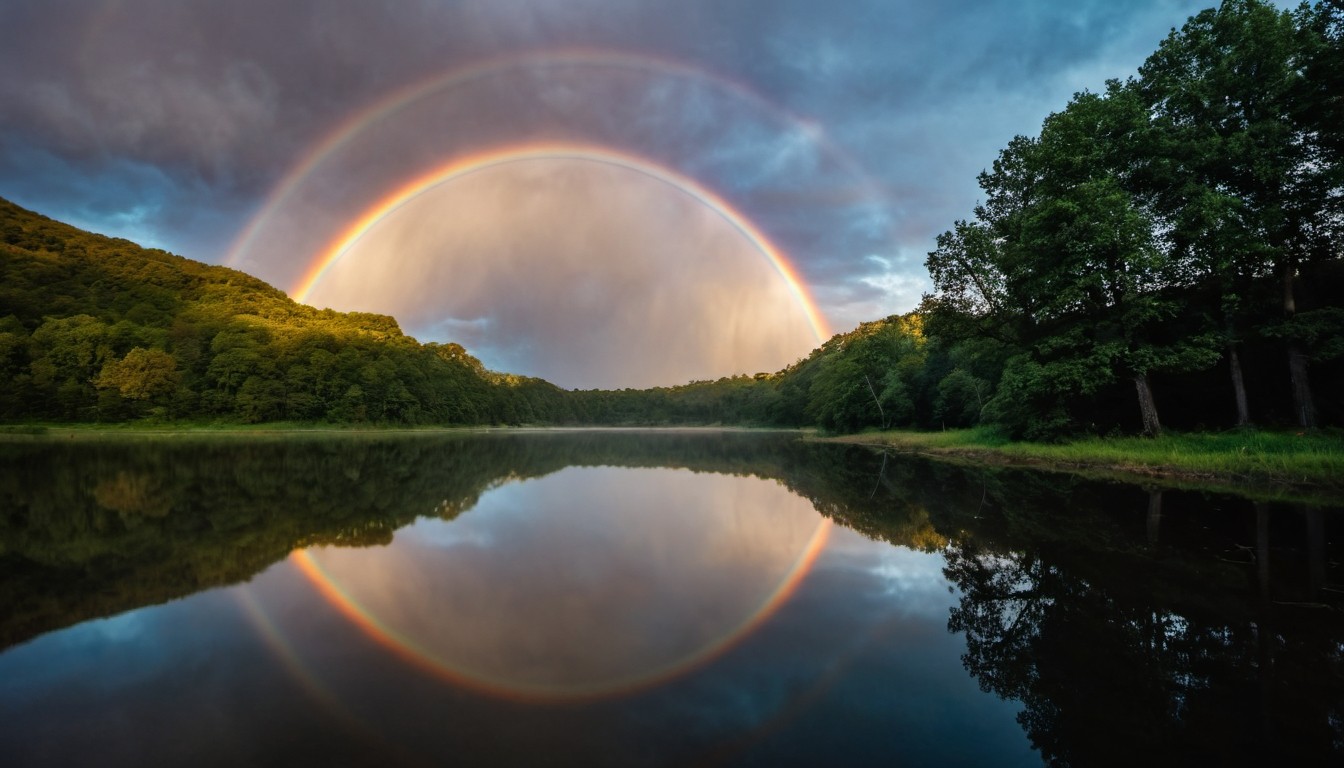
left=0, top=196, right=573, bottom=425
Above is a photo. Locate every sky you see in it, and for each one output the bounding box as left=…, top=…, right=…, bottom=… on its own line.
left=0, top=0, right=1239, bottom=388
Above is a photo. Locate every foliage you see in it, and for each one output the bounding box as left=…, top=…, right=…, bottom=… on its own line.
left=0, top=197, right=567, bottom=427
left=923, top=0, right=1342, bottom=437
left=95, top=347, right=180, bottom=402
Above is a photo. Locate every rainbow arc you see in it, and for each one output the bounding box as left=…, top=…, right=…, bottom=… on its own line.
left=292, top=143, right=830, bottom=343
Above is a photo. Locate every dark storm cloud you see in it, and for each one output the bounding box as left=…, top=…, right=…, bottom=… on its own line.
left=2, top=0, right=1224, bottom=347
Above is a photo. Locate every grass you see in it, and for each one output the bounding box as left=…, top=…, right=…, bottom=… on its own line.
left=6, top=420, right=1340, bottom=499
left=0, top=420, right=500, bottom=441
left=821, top=426, right=1344, bottom=497
left=0, top=421, right=798, bottom=441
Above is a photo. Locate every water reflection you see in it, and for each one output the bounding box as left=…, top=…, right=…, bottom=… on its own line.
left=938, top=474, right=1344, bottom=766
left=1, top=431, right=1341, bottom=766
left=289, top=467, right=829, bottom=701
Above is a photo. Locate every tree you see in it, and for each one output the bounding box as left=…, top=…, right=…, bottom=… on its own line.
left=803, top=315, right=925, bottom=432
left=95, top=347, right=180, bottom=402
left=1137, top=0, right=1342, bottom=428
left=929, top=86, right=1219, bottom=438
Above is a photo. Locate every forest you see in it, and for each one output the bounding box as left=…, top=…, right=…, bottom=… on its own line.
left=0, top=0, right=1340, bottom=437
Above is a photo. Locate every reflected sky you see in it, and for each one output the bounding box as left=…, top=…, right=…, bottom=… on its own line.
left=0, top=460, right=1035, bottom=767
left=290, top=467, right=830, bottom=701
left=5, top=433, right=1341, bottom=764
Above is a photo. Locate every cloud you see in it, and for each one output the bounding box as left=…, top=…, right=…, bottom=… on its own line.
left=306, top=159, right=820, bottom=388
left=1, top=0, right=1228, bottom=381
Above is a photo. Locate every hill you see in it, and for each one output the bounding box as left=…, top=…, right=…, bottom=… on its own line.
left=0, top=196, right=574, bottom=424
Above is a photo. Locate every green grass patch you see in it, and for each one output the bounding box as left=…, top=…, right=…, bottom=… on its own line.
left=0, top=424, right=48, bottom=435
left=0, top=420, right=498, bottom=442
left=822, top=427, right=1344, bottom=496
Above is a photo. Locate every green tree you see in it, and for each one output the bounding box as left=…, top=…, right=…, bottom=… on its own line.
left=803, top=315, right=925, bottom=432
left=27, top=314, right=112, bottom=419
left=95, top=347, right=180, bottom=401
left=1137, top=0, right=1342, bottom=428
left=934, top=367, right=991, bottom=428
left=931, top=87, right=1220, bottom=437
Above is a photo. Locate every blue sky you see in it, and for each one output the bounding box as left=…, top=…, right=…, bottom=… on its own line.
left=0, top=0, right=1259, bottom=383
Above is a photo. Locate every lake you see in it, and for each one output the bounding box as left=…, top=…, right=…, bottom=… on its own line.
left=1, top=430, right=1340, bottom=766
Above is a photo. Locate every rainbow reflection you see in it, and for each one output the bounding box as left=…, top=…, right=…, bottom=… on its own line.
left=286, top=468, right=833, bottom=704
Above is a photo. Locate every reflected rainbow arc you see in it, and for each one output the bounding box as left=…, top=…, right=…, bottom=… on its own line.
left=288, top=514, right=833, bottom=703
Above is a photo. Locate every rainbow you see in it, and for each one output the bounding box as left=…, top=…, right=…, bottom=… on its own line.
left=289, top=517, right=832, bottom=704
left=222, top=47, right=882, bottom=275
left=291, top=142, right=831, bottom=342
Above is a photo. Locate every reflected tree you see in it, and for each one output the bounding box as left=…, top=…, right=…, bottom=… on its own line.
left=944, top=491, right=1344, bottom=766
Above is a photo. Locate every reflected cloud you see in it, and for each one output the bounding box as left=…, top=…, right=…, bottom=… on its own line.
left=81, top=610, right=150, bottom=644
left=868, top=548, right=950, bottom=606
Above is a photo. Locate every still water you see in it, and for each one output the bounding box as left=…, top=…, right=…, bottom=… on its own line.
left=1, top=430, right=1341, bottom=766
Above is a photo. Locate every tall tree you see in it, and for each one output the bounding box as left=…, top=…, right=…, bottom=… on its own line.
left=930, top=86, right=1219, bottom=437
left=1137, top=0, right=1340, bottom=429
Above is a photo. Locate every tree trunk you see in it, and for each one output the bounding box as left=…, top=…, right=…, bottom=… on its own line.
left=1227, top=343, right=1251, bottom=427
left=1133, top=372, right=1162, bottom=438
left=1282, top=263, right=1318, bottom=430
left=1225, top=313, right=1250, bottom=427
left=1146, top=490, right=1162, bottom=545
left=1288, top=344, right=1318, bottom=430
left=864, top=374, right=888, bottom=429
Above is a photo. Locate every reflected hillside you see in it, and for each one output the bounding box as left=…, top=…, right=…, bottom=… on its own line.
left=6, top=431, right=1338, bottom=651
left=0, top=431, right=905, bottom=648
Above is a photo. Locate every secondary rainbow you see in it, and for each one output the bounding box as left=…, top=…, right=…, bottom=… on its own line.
left=222, top=47, right=887, bottom=276
left=291, top=142, right=831, bottom=342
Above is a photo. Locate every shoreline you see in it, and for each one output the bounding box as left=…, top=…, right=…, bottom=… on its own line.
left=815, top=429, right=1344, bottom=504
left=4, top=422, right=1339, bottom=503
left=0, top=423, right=807, bottom=441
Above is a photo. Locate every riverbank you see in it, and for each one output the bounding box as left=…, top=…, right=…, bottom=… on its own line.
left=6, top=421, right=1340, bottom=502
left=0, top=422, right=801, bottom=441
left=817, top=427, right=1344, bottom=501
